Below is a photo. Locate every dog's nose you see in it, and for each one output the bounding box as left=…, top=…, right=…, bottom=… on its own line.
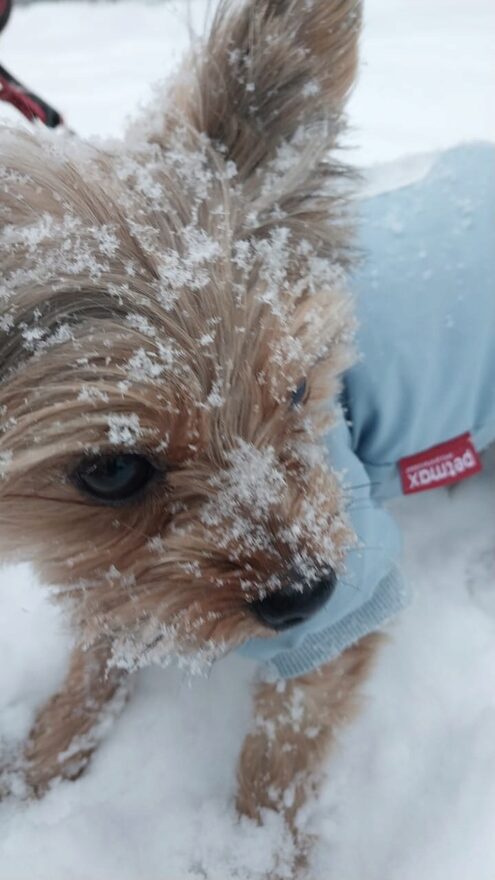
left=252, top=569, right=336, bottom=631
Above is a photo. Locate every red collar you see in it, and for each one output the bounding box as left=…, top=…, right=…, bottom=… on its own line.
left=0, top=63, right=63, bottom=127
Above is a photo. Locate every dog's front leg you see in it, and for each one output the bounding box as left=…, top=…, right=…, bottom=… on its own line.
left=236, top=634, right=381, bottom=856
left=21, top=642, right=128, bottom=797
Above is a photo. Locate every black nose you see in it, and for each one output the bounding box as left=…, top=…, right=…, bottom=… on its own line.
left=252, top=569, right=336, bottom=631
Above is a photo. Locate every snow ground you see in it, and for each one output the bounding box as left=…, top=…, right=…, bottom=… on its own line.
left=0, top=1, right=494, bottom=878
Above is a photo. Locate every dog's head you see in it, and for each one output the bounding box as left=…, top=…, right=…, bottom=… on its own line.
left=0, top=0, right=361, bottom=671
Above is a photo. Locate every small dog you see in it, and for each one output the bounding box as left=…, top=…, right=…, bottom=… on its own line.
left=0, top=0, right=380, bottom=860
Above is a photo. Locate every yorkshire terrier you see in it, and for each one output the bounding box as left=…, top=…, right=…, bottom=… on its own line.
left=0, top=0, right=378, bottom=861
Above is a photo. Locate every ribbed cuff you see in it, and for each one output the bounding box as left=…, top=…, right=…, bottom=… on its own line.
left=265, top=565, right=410, bottom=679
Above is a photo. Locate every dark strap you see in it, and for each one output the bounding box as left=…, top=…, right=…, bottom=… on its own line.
left=0, top=63, right=63, bottom=127
left=0, top=0, right=12, bottom=33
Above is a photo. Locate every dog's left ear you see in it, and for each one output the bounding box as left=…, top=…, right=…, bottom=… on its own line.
left=149, top=0, right=361, bottom=189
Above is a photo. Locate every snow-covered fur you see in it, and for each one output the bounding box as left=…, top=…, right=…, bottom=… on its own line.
left=0, top=0, right=370, bottom=859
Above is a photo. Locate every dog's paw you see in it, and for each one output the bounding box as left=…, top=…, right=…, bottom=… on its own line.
left=0, top=745, right=32, bottom=801
left=21, top=672, right=130, bottom=798
left=22, top=737, right=95, bottom=798
left=0, top=739, right=88, bottom=801
left=236, top=794, right=316, bottom=880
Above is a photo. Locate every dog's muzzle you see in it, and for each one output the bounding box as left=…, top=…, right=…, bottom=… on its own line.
left=251, top=568, right=336, bottom=631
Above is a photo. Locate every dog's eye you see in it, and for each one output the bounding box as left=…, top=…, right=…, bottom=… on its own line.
left=290, top=379, right=307, bottom=408
left=73, top=454, right=155, bottom=503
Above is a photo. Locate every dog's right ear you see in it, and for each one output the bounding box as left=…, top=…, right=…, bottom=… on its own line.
left=148, top=0, right=361, bottom=183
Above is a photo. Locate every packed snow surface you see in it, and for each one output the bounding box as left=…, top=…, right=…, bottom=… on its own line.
left=1, top=1, right=494, bottom=878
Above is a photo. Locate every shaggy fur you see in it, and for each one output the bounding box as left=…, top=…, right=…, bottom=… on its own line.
left=0, top=0, right=376, bottom=869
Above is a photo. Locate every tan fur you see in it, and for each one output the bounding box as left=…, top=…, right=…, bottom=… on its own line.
left=24, top=644, right=127, bottom=795
left=237, top=633, right=381, bottom=824
left=0, top=0, right=372, bottom=868
left=237, top=634, right=382, bottom=874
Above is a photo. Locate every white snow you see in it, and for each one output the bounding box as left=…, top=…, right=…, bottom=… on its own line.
left=0, top=1, right=494, bottom=878
left=107, top=412, right=143, bottom=446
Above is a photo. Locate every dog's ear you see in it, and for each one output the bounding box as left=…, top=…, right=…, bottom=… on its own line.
left=148, top=0, right=361, bottom=182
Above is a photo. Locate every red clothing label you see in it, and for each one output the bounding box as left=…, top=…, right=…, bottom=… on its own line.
left=399, top=433, right=482, bottom=495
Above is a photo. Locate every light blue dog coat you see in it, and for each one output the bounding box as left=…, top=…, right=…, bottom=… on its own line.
left=239, top=142, right=495, bottom=679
